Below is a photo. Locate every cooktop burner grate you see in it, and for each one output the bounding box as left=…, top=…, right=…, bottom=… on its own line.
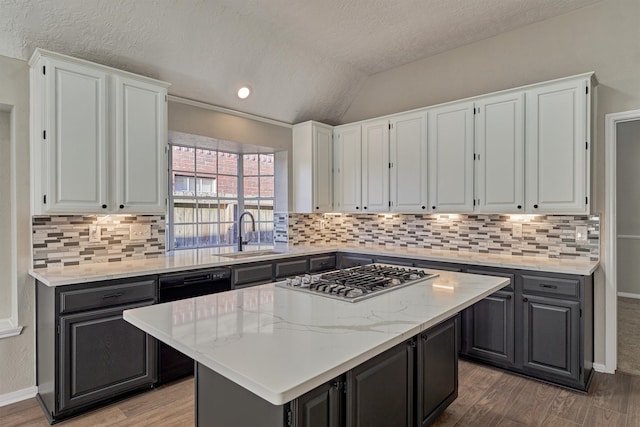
left=277, top=263, right=439, bottom=302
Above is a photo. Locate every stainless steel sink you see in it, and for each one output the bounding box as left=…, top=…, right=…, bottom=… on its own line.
left=219, top=250, right=281, bottom=259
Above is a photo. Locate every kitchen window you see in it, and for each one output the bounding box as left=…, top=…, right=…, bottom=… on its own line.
left=169, top=144, right=275, bottom=250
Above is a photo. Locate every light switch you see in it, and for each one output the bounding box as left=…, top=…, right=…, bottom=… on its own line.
left=512, top=223, right=523, bottom=238
left=576, top=226, right=588, bottom=242
left=130, top=224, right=151, bottom=241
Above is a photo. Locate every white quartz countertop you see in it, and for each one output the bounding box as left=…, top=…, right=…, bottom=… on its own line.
left=30, top=244, right=599, bottom=287
left=123, top=269, right=510, bottom=405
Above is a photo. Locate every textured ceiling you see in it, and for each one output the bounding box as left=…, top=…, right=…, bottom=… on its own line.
left=0, top=0, right=599, bottom=124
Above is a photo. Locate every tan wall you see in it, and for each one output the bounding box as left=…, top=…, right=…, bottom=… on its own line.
left=0, top=111, right=11, bottom=319
left=0, top=55, right=34, bottom=396
left=341, top=0, right=640, bottom=365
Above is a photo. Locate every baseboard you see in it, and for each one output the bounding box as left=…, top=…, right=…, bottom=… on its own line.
left=0, top=386, right=37, bottom=407
left=618, top=292, right=640, bottom=299
left=593, top=363, right=615, bottom=374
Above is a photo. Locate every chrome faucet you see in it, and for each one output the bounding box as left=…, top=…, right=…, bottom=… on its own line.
left=237, top=211, right=256, bottom=251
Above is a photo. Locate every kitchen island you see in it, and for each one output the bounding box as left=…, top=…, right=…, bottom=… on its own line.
left=124, top=268, right=509, bottom=426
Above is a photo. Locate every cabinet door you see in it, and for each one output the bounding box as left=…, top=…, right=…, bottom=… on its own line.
left=475, top=92, right=525, bottom=213
left=44, top=57, right=109, bottom=213
left=334, top=125, right=362, bottom=212
left=113, top=75, right=167, bottom=213
left=58, top=302, right=156, bottom=412
left=361, top=119, right=389, bottom=213
left=462, top=291, right=515, bottom=366
left=292, top=380, right=342, bottom=427
left=417, top=316, right=458, bottom=427
left=522, top=295, right=580, bottom=381
left=390, top=112, right=428, bottom=213
left=428, top=102, right=474, bottom=213
left=313, top=125, right=334, bottom=212
left=346, top=340, right=413, bottom=427
left=525, top=79, right=589, bottom=213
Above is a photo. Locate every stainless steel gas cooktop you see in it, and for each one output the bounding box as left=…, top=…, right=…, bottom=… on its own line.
left=277, top=264, right=438, bottom=302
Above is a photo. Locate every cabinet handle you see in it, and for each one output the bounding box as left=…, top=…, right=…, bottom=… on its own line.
left=506, top=294, right=512, bottom=300
left=432, top=206, right=436, bottom=210
left=523, top=297, right=528, bottom=302
left=421, top=206, right=426, bottom=209
left=315, top=206, right=319, bottom=210
left=421, top=333, right=428, bottom=341
left=320, top=261, right=328, bottom=266
left=355, top=206, right=360, bottom=210
left=363, top=206, right=368, bottom=210
left=101, top=204, right=107, bottom=209
left=102, top=292, right=124, bottom=299
left=517, top=205, right=522, bottom=209
left=120, top=204, right=125, bottom=209
left=540, top=284, right=558, bottom=289
left=533, top=204, right=539, bottom=209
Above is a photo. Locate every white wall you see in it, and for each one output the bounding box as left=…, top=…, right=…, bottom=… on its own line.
left=616, top=120, right=640, bottom=295
left=341, top=0, right=640, bottom=367
left=0, top=55, right=34, bottom=397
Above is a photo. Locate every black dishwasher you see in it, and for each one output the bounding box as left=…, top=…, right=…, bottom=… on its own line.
left=157, top=267, right=232, bottom=384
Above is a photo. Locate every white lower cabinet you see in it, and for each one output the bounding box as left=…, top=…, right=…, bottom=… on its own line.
left=30, top=49, right=169, bottom=215
left=428, top=101, right=475, bottom=213
left=475, top=92, right=525, bottom=214
left=525, top=78, right=590, bottom=214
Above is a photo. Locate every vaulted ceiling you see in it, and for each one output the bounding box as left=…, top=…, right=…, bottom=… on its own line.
left=0, top=0, right=599, bottom=124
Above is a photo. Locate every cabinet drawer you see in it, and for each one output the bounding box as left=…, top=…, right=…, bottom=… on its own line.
left=522, top=275, right=580, bottom=298
left=233, top=263, right=273, bottom=287
left=309, top=255, right=336, bottom=273
left=274, top=258, right=308, bottom=279
left=59, top=279, right=156, bottom=314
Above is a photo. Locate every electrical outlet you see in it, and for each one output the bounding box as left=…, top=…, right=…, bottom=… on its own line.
left=88, top=225, right=101, bottom=243
left=576, top=225, right=588, bottom=242
left=319, top=220, right=326, bottom=230
left=512, top=223, right=523, bottom=238
left=130, top=224, right=151, bottom=241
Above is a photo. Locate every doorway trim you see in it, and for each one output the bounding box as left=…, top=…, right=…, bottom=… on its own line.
left=604, top=108, right=640, bottom=374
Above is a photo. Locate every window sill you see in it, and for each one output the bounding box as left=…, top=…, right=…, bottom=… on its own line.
left=0, top=318, right=23, bottom=339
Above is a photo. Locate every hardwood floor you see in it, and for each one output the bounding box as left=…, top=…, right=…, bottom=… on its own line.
left=2, top=361, right=639, bottom=426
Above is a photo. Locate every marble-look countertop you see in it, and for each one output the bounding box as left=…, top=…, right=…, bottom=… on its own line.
left=123, top=270, right=510, bottom=405
left=30, top=244, right=599, bottom=287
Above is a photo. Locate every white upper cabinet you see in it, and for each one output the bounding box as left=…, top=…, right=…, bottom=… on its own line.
left=113, top=75, right=168, bottom=213
left=38, top=57, right=109, bottom=213
left=525, top=78, right=590, bottom=214
left=334, top=124, right=362, bottom=212
left=428, top=101, right=475, bottom=213
left=475, top=92, right=525, bottom=214
left=390, top=112, right=428, bottom=213
left=361, top=119, right=390, bottom=213
left=292, top=121, right=333, bottom=213
left=29, top=49, right=170, bottom=215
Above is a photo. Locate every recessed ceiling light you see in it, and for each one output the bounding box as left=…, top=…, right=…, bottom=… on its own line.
left=237, top=86, right=251, bottom=99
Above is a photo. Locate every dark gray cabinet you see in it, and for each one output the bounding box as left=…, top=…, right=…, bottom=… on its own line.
left=232, top=261, right=274, bottom=288
left=309, top=255, right=337, bottom=273
left=337, top=253, right=374, bottom=268
left=59, top=302, right=156, bottom=412
left=462, top=290, right=514, bottom=367
left=417, top=316, right=458, bottom=427
left=522, top=295, right=580, bottom=381
left=346, top=340, right=414, bottom=427
left=275, top=257, right=309, bottom=279
left=36, top=278, right=157, bottom=422
left=291, top=380, right=342, bottom=427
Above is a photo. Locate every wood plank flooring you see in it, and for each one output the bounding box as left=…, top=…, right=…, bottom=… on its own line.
left=2, top=360, right=640, bottom=426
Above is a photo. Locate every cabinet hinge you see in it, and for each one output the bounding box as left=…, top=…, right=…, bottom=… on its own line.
left=56, top=324, right=60, bottom=334
left=42, top=65, right=46, bottom=75
left=43, top=194, right=47, bottom=204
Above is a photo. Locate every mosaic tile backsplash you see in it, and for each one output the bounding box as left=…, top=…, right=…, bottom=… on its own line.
left=32, top=215, right=165, bottom=269
left=277, top=213, right=599, bottom=261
